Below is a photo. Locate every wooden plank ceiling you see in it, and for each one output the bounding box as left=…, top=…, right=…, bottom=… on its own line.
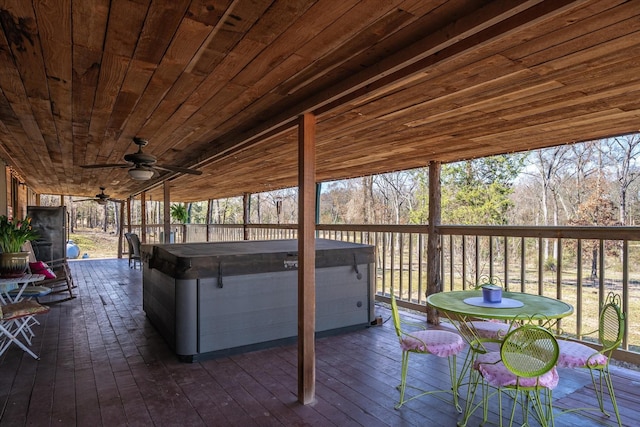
left=0, top=0, right=639, bottom=202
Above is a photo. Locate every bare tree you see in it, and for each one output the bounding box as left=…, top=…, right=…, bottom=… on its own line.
left=602, top=134, right=640, bottom=225
left=374, top=172, right=417, bottom=224
left=362, top=176, right=374, bottom=224
left=531, top=146, right=571, bottom=259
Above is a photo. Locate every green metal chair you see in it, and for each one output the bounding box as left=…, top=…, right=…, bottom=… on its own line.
left=556, top=292, right=624, bottom=426
left=469, top=324, right=560, bottom=427
left=390, top=294, right=465, bottom=410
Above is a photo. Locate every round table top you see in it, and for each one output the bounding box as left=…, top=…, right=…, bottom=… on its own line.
left=427, top=290, right=574, bottom=320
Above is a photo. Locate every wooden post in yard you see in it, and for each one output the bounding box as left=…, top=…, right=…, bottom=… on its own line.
left=427, top=161, right=441, bottom=324
left=298, top=112, right=316, bottom=404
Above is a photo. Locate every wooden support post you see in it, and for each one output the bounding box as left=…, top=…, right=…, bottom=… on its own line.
left=206, top=199, right=212, bottom=242
left=118, top=201, right=124, bottom=259
left=427, top=161, right=441, bottom=324
left=126, top=198, right=132, bottom=233
left=298, top=112, right=316, bottom=405
left=164, top=182, right=171, bottom=244
left=141, top=191, right=147, bottom=244
left=243, top=192, right=250, bottom=240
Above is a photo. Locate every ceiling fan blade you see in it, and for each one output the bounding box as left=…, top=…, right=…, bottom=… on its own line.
left=74, top=198, right=97, bottom=202
left=154, top=164, right=202, bottom=175
left=81, top=163, right=130, bottom=169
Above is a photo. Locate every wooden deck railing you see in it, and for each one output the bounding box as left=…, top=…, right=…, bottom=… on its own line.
left=131, top=223, right=640, bottom=362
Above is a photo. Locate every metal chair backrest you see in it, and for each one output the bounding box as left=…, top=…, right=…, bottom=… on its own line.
left=390, top=294, right=403, bottom=339
left=501, top=324, right=559, bottom=379
left=599, top=292, right=624, bottom=352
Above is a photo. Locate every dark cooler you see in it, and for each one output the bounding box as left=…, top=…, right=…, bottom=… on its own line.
left=142, top=239, right=375, bottom=362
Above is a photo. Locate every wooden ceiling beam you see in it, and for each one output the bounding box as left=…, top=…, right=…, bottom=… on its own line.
left=185, top=0, right=586, bottom=173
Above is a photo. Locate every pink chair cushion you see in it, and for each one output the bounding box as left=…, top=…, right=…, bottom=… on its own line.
left=29, top=261, right=57, bottom=279
left=469, top=320, right=511, bottom=339
left=401, top=330, right=465, bottom=357
left=474, top=352, right=560, bottom=389
left=556, top=340, right=608, bottom=368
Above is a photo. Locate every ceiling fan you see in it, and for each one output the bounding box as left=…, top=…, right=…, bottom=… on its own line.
left=74, top=187, right=121, bottom=205
left=81, top=137, right=202, bottom=180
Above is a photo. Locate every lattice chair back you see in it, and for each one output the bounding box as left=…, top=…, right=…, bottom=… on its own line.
left=461, top=321, right=560, bottom=427
left=501, top=324, right=559, bottom=380
left=599, top=293, right=624, bottom=354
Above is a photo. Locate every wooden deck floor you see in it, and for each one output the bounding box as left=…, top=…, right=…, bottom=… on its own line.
left=1, top=258, right=639, bottom=426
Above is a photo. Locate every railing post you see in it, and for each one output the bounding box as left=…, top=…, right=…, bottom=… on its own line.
left=538, top=237, right=543, bottom=295
left=520, top=237, right=525, bottom=293
left=462, top=235, right=466, bottom=289
left=623, top=239, right=629, bottom=350
left=504, top=236, right=509, bottom=291
left=599, top=239, right=605, bottom=308
left=475, top=235, right=480, bottom=285
left=450, top=235, right=455, bottom=290
left=489, top=235, right=494, bottom=279
left=576, top=239, right=583, bottom=338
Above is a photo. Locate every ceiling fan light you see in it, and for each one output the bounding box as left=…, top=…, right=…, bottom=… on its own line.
left=97, top=199, right=108, bottom=205
left=128, top=166, right=154, bottom=180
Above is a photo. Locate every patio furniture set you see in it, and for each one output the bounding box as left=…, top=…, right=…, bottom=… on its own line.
left=391, top=288, right=624, bottom=426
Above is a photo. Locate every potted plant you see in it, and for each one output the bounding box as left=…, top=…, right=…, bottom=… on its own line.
left=170, top=204, right=188, bottom=243
left=0, top=215, right=39, bottom=278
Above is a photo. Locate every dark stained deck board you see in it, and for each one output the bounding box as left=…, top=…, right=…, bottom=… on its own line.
left=0, top=258, right=638, bottom=426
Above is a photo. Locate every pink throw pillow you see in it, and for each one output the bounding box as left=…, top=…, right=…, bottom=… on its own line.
left=29, top=261, right=57, bottom=279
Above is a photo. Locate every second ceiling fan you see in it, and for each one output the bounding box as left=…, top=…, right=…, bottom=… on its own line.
left=74, top=187, right=121, bottom=205
left=81, top=137, right=202, bottom=180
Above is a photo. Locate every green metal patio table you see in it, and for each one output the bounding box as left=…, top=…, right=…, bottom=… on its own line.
left=426, top=289, right=574, bottom=364
left=427, top=289, right=574, bottom=322
left=427, top=290, right=574, bottom=425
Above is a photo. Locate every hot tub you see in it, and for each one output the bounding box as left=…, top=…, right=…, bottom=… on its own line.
left=141, top=239, right=375, bottom=362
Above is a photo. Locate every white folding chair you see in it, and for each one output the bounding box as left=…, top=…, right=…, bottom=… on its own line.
left=0, top=300, right=50, bottom=359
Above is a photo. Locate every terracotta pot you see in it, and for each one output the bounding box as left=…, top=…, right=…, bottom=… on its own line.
left=0, top=252, right=29, bottom=278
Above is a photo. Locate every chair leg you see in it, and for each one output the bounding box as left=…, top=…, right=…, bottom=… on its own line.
left=527, top=388, right=555, bottom=427
left=591, top=368, right=622, bottom=427
left=604, top=371, right=622, bottom=427
left=63, top=263, right=75, bottom=297
left=458, top=368, right=483, bottom=427
left=0, top=320, right=41, bottom=360
left=447, top=354, right=461, bottom=412
left=396, top=350, right=410, bottom=409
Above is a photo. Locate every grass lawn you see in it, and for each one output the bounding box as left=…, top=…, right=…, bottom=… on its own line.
left=68, top=228, right=120, bottom=259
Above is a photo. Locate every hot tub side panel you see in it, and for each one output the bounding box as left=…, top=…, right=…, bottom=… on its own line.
left=196, top=264, right=371, bottom=355
left=142, top=264, right=177, bottom=350
left=197, top=271, right=298, bottom=354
